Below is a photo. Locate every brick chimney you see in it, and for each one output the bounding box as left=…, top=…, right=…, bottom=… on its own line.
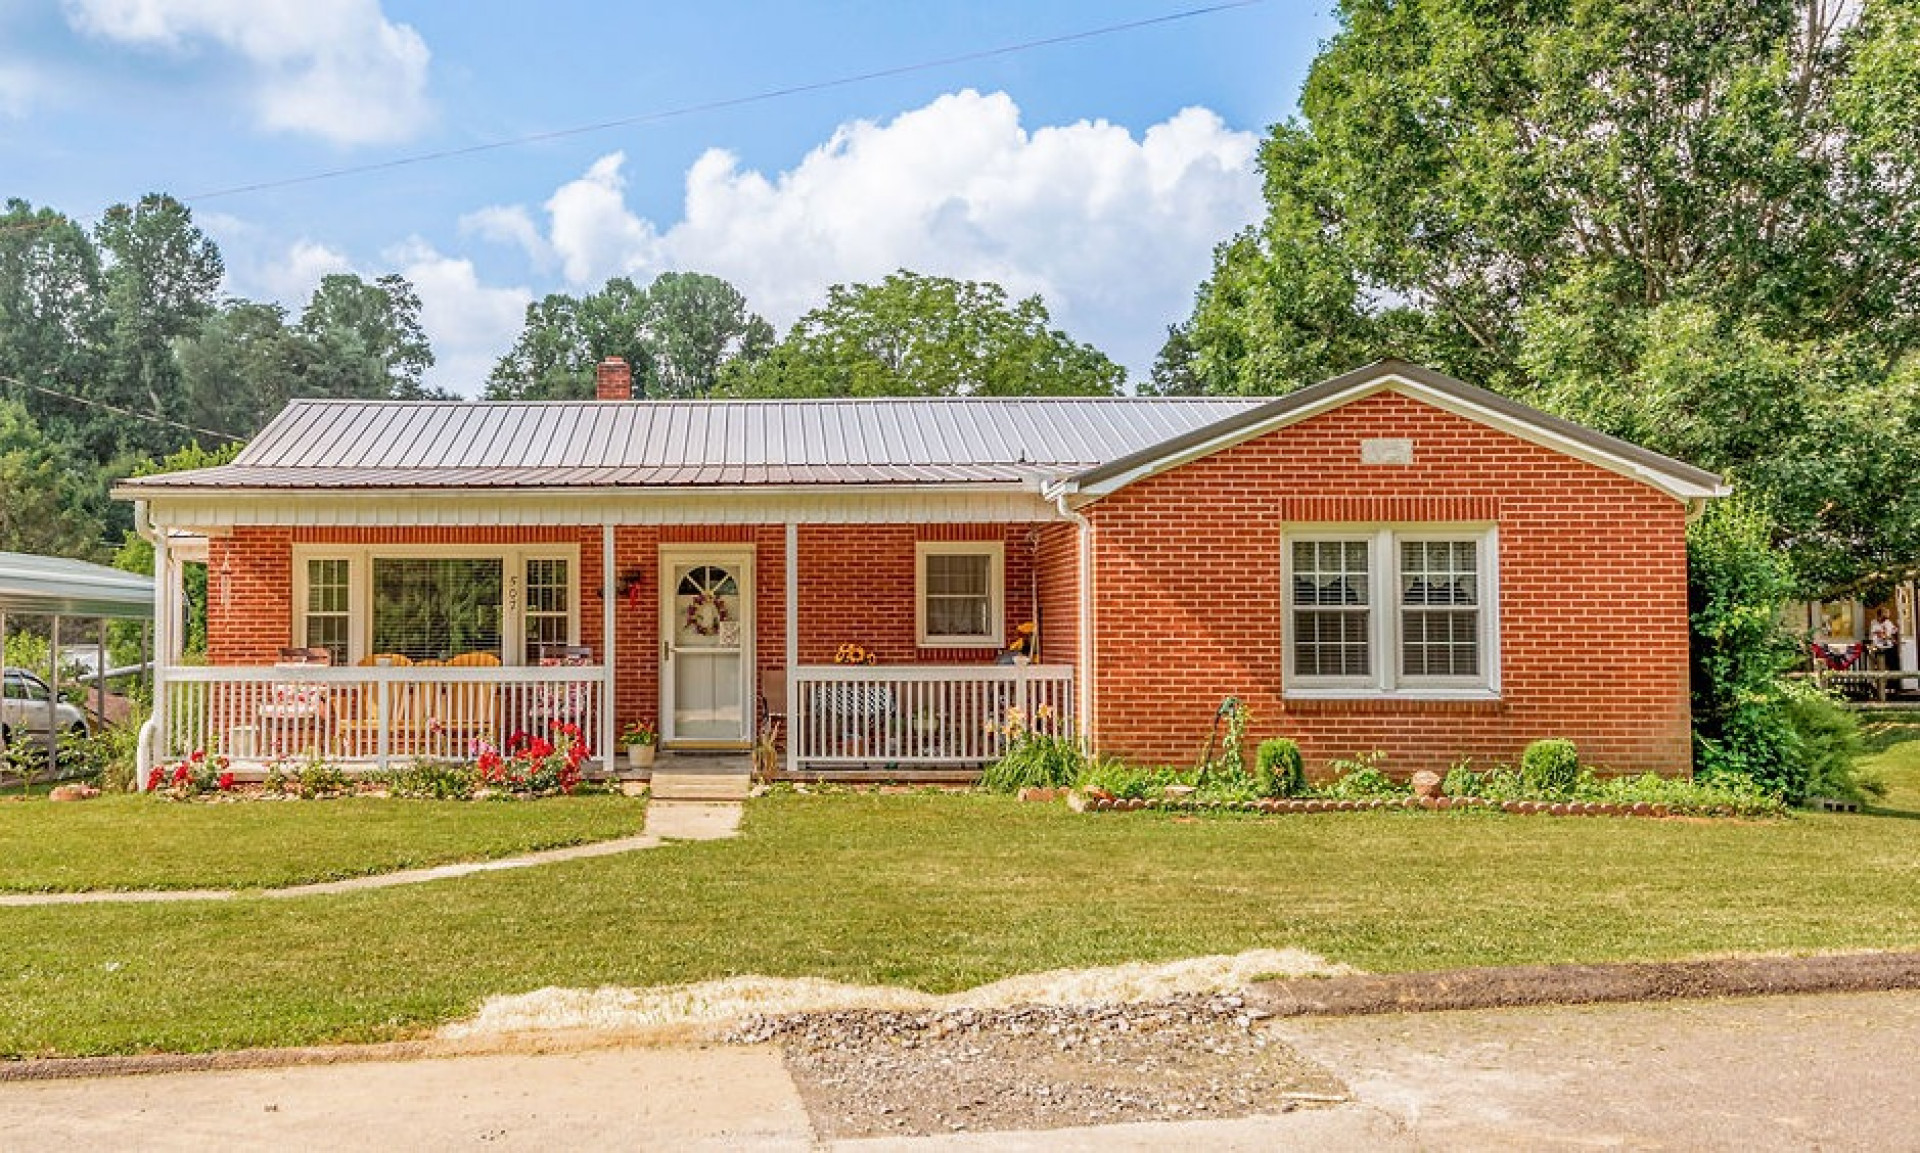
left=595, top=356, right=632, bottom=401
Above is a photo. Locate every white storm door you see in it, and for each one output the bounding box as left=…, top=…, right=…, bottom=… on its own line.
left=660, top=550, right=753, bottom=743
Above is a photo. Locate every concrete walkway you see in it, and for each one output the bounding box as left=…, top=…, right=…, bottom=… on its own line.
left=0, top=800, right=741, bottom=908
left=2, top=990, right=1915, bottom=1149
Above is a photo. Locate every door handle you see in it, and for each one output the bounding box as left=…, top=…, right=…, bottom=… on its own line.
left=663, top=639, right=671, bottom=663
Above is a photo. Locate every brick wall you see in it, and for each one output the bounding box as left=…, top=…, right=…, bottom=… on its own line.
left=1085, top=389, right=1695, bottom=777
left=210, top=520, right=1047, bottom=742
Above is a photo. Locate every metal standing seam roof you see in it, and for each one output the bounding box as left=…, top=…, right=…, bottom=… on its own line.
left=0, top=551, right=155, bottom=618
left=119, top=397, right=1269, bottom=491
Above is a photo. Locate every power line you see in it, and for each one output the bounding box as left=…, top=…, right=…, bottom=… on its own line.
left=2, top=0, right=1263, bottom=235
left=0, top=372, right=244, bottom=444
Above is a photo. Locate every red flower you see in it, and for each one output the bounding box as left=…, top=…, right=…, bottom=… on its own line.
left=172, top=763, right=190, bottom=784
left=145, top=768, right=162, bottom=792
left=217, top=772, right=235, bottom=790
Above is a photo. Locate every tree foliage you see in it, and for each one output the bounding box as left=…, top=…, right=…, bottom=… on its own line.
left=1176, top=0, right=1920, bottom=586
left=723, top=270, right=1123, bottom=398
left=486, top=272, right=773, bottom=400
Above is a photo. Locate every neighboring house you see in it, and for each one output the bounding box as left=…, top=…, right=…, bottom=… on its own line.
left=115, top=359, right=1726, bottom=780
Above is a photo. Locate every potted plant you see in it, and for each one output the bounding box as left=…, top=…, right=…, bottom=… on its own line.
left=620, top=720, right=658, bottom=770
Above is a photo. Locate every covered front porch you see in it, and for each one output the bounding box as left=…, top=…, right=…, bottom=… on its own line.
left=138, top=502, right=1084, bottom=781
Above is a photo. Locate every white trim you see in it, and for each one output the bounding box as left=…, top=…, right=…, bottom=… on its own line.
left=785, top=522, right=799, bottom=777
left=1067, top=374, right=1728, bottom=506
left=140, top=487, right=1060, bottom=532
left=658, top=545, right=756, bottom=747
left=1280, top=523, right=1502, bottom=700
left=291, top=542, right=581, bottom=667
left=915, top=541, right=1005, bottom=649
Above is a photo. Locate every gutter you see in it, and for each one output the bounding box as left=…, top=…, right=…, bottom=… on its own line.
left=133, top=501, right=161, bottom=791
left=1051, top=484, right=1096, bottom=752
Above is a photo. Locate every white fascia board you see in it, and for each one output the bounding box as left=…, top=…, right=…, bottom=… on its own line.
left=142, top=484, right=1068, bottom=531
left=1073, top=376, right=1730, bottom=505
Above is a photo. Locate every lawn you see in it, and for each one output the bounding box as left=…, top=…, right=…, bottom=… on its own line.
left=1, top=731, right=1917, bottom=1057
left=0, top=795, right=647, bottom=892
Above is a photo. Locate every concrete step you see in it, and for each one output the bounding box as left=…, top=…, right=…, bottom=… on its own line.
left=649, top=756, right=752, bottom=801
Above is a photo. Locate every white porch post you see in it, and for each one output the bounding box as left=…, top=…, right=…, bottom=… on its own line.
left=601, top=524, right=616, bottom=774
left=144, top=526, right=171, bottom=789
left=785, top=521, right=798, bottom=777
left=1899, top=579, right=1917, bottom=693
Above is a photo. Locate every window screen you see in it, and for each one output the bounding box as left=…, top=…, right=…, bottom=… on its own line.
left=304, top=558, right=351, bottom=666
left=524, top=558, right=571, bottom=663
left=1290, top=540, right=1371, bottom=677
left=372, top=558, right=503, bottom=663
left=924, top=552, right=993, bottom=640
left=1400, top=540, right=1480, bottom=677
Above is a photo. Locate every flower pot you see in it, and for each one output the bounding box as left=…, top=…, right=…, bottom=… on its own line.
left=626, top=744, right=656, bottom=770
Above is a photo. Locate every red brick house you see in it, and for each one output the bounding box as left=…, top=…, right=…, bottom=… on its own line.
left=118, top=359, right=1725, bottom=781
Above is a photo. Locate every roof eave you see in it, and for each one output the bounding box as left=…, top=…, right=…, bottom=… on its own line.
left=1065, top=359, right=1729, bottom=505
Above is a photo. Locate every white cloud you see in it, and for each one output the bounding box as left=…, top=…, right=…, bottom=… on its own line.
left=386, top=240, right=533, bottom=396
left=470, top=90, right=1263, bottom=379
left=63, top=0, right=431, bottom=145
left=0, top=61, right=40, bottom=118
left=458, top=204, right=553, bottom=271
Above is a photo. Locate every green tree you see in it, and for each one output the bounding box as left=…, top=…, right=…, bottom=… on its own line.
left=723, top=271, right=1123, bottom=397
left=93, top=194, right=223, bottom=458
left=298, top=273, right=440, bottom=400
left=175, top=300, right=308, bottom=439
left=0, top=200, right=108, bottom=443
left=0, top=401, right=101, bottom=558
left=1180, top=0, right=1920, bottom=585
left=486, top=272, right=773, bottom=400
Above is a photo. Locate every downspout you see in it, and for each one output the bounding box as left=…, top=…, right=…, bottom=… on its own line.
left=1052, top=486, right=1096, bottom=752
left=134, top=500, right=162, bottom=790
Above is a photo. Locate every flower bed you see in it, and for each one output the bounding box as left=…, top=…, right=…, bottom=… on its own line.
left=1068, top=793, right=1758, bottom=818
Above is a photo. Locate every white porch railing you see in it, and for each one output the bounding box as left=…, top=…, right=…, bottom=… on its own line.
left=157, top=665, right=607, bottom=771
left=790, top=664, right=1073, bottom=770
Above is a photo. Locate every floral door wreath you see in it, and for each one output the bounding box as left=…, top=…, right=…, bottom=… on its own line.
left=678, top=565, right=738, bottom=637
left=685, top=591, right=731, bottom=636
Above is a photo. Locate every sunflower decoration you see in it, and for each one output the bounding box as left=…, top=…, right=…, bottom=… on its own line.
left=833, top=642, right=878, bottom=666
left=1006, top=620, right=1038, bottom=656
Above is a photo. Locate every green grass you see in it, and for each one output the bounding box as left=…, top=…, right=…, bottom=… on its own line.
left=0, top=795, right=646, bottom=892
left=1, top=736, right=1919, bottom=1057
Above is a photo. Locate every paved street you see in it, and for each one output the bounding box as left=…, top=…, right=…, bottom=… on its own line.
left=5, top=990, right=1916, bottom=1150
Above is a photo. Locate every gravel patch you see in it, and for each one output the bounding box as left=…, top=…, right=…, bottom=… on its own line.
left=728, top=994, right=1348, bottom=1139
left=439, top=948, right=1348, bottom=1039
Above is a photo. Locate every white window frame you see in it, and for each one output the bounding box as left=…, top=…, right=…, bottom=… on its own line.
left=292, top=543, right=581, bottom=667
left=915, top=541, right=1005, bottom=649
left=1281, top=524, right=1500, bottom=699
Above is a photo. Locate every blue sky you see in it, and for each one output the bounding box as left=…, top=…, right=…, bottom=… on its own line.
left=4, top=2, right=1336, bottom=394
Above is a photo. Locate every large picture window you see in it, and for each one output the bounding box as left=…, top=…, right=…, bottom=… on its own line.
left=294, top=546, right=577, bottom=666
left=373, top=558, right=504, bottom=663
left=916, top=541, right=1004, bottom=648
left=1283, top=527, right=1498, bottom=697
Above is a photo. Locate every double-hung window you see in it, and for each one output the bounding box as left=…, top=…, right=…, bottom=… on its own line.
left=1283, top=527, right=1498, bottom=697
left=916, top=541, right=1004, bottom=648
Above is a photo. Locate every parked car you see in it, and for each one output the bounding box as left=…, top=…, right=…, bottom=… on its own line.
left=1, top=669, right=91, bottom=747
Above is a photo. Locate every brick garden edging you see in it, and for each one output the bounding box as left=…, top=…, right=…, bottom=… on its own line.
left=1064, top=793, right=1723, bottom=818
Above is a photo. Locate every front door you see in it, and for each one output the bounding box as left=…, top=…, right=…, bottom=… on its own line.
left=660, top=549, right=754, bottom=746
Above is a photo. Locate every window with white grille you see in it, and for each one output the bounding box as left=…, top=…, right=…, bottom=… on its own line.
left=1284, top=528, right=1497, bottom=696
left=916, top=542, right=1004, bottom=647
left=303, top=558, right=351, bottom=665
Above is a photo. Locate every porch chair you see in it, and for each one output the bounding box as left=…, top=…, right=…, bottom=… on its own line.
left=533, top=645, right=595, bottom=738
left=439, top=651, right=503, bottom=753
left=341, top=653, right=414, bottom=759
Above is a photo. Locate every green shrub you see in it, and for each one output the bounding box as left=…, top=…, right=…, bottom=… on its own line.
left=1779, top=679, right=1879, bottom=802
left=291, top=757, right=354, bottom=799
left=1320, top=751, right=1404, bottom=798
left=1520, top=739, right=1581, bottom=796
left=383, top=759, right=481, bottom=801
left=980, top=732, right=1087, bottom=793
left=1077, top=761, right=1183, bottom=800
left=1578, top=772, right=1788, bottom=817
left=1441, top=760, right=1484, bottom=798
left=1254, top=738, right=1307, bottom=798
